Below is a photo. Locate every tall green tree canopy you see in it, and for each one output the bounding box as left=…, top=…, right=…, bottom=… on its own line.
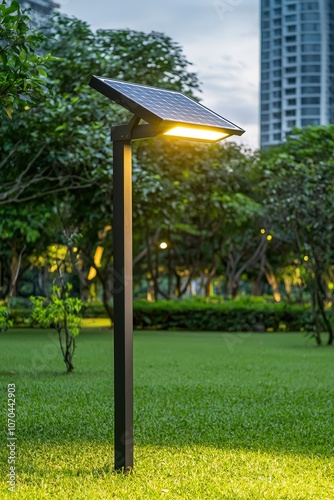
left=0, top=0, right=52, bottom=118
left=259, top=125, right=334, bottom=344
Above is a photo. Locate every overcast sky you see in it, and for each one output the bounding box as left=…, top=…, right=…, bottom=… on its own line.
left=59, top=0, right=260, bottom=149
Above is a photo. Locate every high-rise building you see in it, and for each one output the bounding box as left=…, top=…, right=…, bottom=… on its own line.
left=260, top=0, right=334, bottom=148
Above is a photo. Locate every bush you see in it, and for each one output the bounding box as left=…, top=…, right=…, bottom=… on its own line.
left=8, top=298, right=323, bottom=333
left=132, top=299, right=314, bottom=332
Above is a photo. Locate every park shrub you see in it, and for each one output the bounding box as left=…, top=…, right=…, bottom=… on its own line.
left=8, top=297, right=326, bottom=333
left=132, top=299, right=314, bottom=332
left=30, top=284, right=83, bottom=372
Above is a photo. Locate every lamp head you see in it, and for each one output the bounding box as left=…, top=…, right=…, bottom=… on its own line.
left=89, top=76, right=245, bottom=143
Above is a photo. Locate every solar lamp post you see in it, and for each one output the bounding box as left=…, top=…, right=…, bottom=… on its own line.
left=89, top=76, right=245, bottom=472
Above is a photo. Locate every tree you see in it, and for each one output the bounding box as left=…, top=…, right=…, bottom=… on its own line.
left=259, top=125, right=334, bottom=345
left=0, top=13, right=203, bottom=316
left=31, top=282, right=83, bottom=373
left=0, top=0, right=52, bottom=118
left=133, top=139, right=262, bottom=299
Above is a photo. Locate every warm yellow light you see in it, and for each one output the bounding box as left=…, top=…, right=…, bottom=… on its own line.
left=304, top=255, right=309, bottom=262
left=87, top=267, right=97, bottom=280
left=267, top=235, right=273, bottom=241
left=260, top=229, right=266, bottom=234
left=163, top=126, right=229, bottom=142
left=94, top=246, right=104, bottom=267
left=159, top=242, right=168, bottom=250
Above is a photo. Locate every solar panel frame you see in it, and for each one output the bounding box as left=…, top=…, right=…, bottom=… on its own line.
left=89, top=76, right=245, bottom=136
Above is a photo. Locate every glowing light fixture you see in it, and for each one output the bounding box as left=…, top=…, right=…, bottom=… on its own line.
left=163, top=126, right=229, bottom=142
left=159, top=241, right=168, bottom=250
left=89, top=77, right=245, bottom=142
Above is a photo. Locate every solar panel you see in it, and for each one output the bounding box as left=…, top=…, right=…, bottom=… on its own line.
left=89, top=76, right=244, bottom=135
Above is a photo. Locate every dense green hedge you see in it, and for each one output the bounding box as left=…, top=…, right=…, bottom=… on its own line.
left=131, top=300, right=314, bottom=332
left=8, top=299, right=326, bottom=332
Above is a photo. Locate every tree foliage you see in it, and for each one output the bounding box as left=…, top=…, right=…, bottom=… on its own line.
left=259, top=126, right=334, bottom=344
left=31, top=283, right=83, bottom=372
left=0, top=0, right=53, bottom=118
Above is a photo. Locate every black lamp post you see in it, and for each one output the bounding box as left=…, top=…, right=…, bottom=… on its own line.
left=89, top=76, right=245, bottom=472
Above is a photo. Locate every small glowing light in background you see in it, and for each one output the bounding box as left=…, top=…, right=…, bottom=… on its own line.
left=159, top=242, right=168, bottom=250
left=303, top=256, right=309, bottom=262
left=260, top=229, right=266, bottom=234
left=88, top=245, right=104, bottom=280
left=266, top=235, right=273, bottom=241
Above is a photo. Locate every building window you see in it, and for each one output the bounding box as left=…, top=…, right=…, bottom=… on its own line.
left=302, top=75, right=320, bottom=83
left=301, top=97, right=320, bottom=104
left=285, top=15, right=297, bottom=23
left=301, top=3, right=320, bottom=12
left=287, top=98, right=296, bottom=105
left=287, top=56, right=297, bottom=64
left=301, top=54, right=320, bottom=62
left=285, top=88, right=296, bottom=95
left=302, top=23, right=321, bottom=32
left=287, top=77, right=296, bottom=84
left=301, top=86, right=320, bottom=94
left=273, top=70, right=282, bottom=77
left=301, top=13, right=320, bottom=21
left=301, top=107, right=320, bottom=116
left=273, top=122, right=281, bottom=129
left=286, top=109, right=296, bottom=116
left=273, top=133, right=281, bottom=140
left=301, top=118, right=320, bottom=126
left=273, top=91, right=282, bottom=98
left=287, top=120, right=296, bottom=127
left=301, top=64, right=321, bottom=72
left=301, top=44, right=321, bottom=52
left=301, top=33, right=321, bottom=42
left=273, top=101, right=281, bottom=108
left=285, top=66, right=296, bottom=73
left=286, top=45, right=297, bottom=53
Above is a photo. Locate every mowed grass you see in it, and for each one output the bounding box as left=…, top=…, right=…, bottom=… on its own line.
left=0, top=329, right=333, bottom=499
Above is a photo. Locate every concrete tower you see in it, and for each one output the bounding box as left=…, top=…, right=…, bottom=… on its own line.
left=260, top=0, right=334, bottom=148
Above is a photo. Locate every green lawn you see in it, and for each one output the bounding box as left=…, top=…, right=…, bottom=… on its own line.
left=1, top=329, right=333, bottom=499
